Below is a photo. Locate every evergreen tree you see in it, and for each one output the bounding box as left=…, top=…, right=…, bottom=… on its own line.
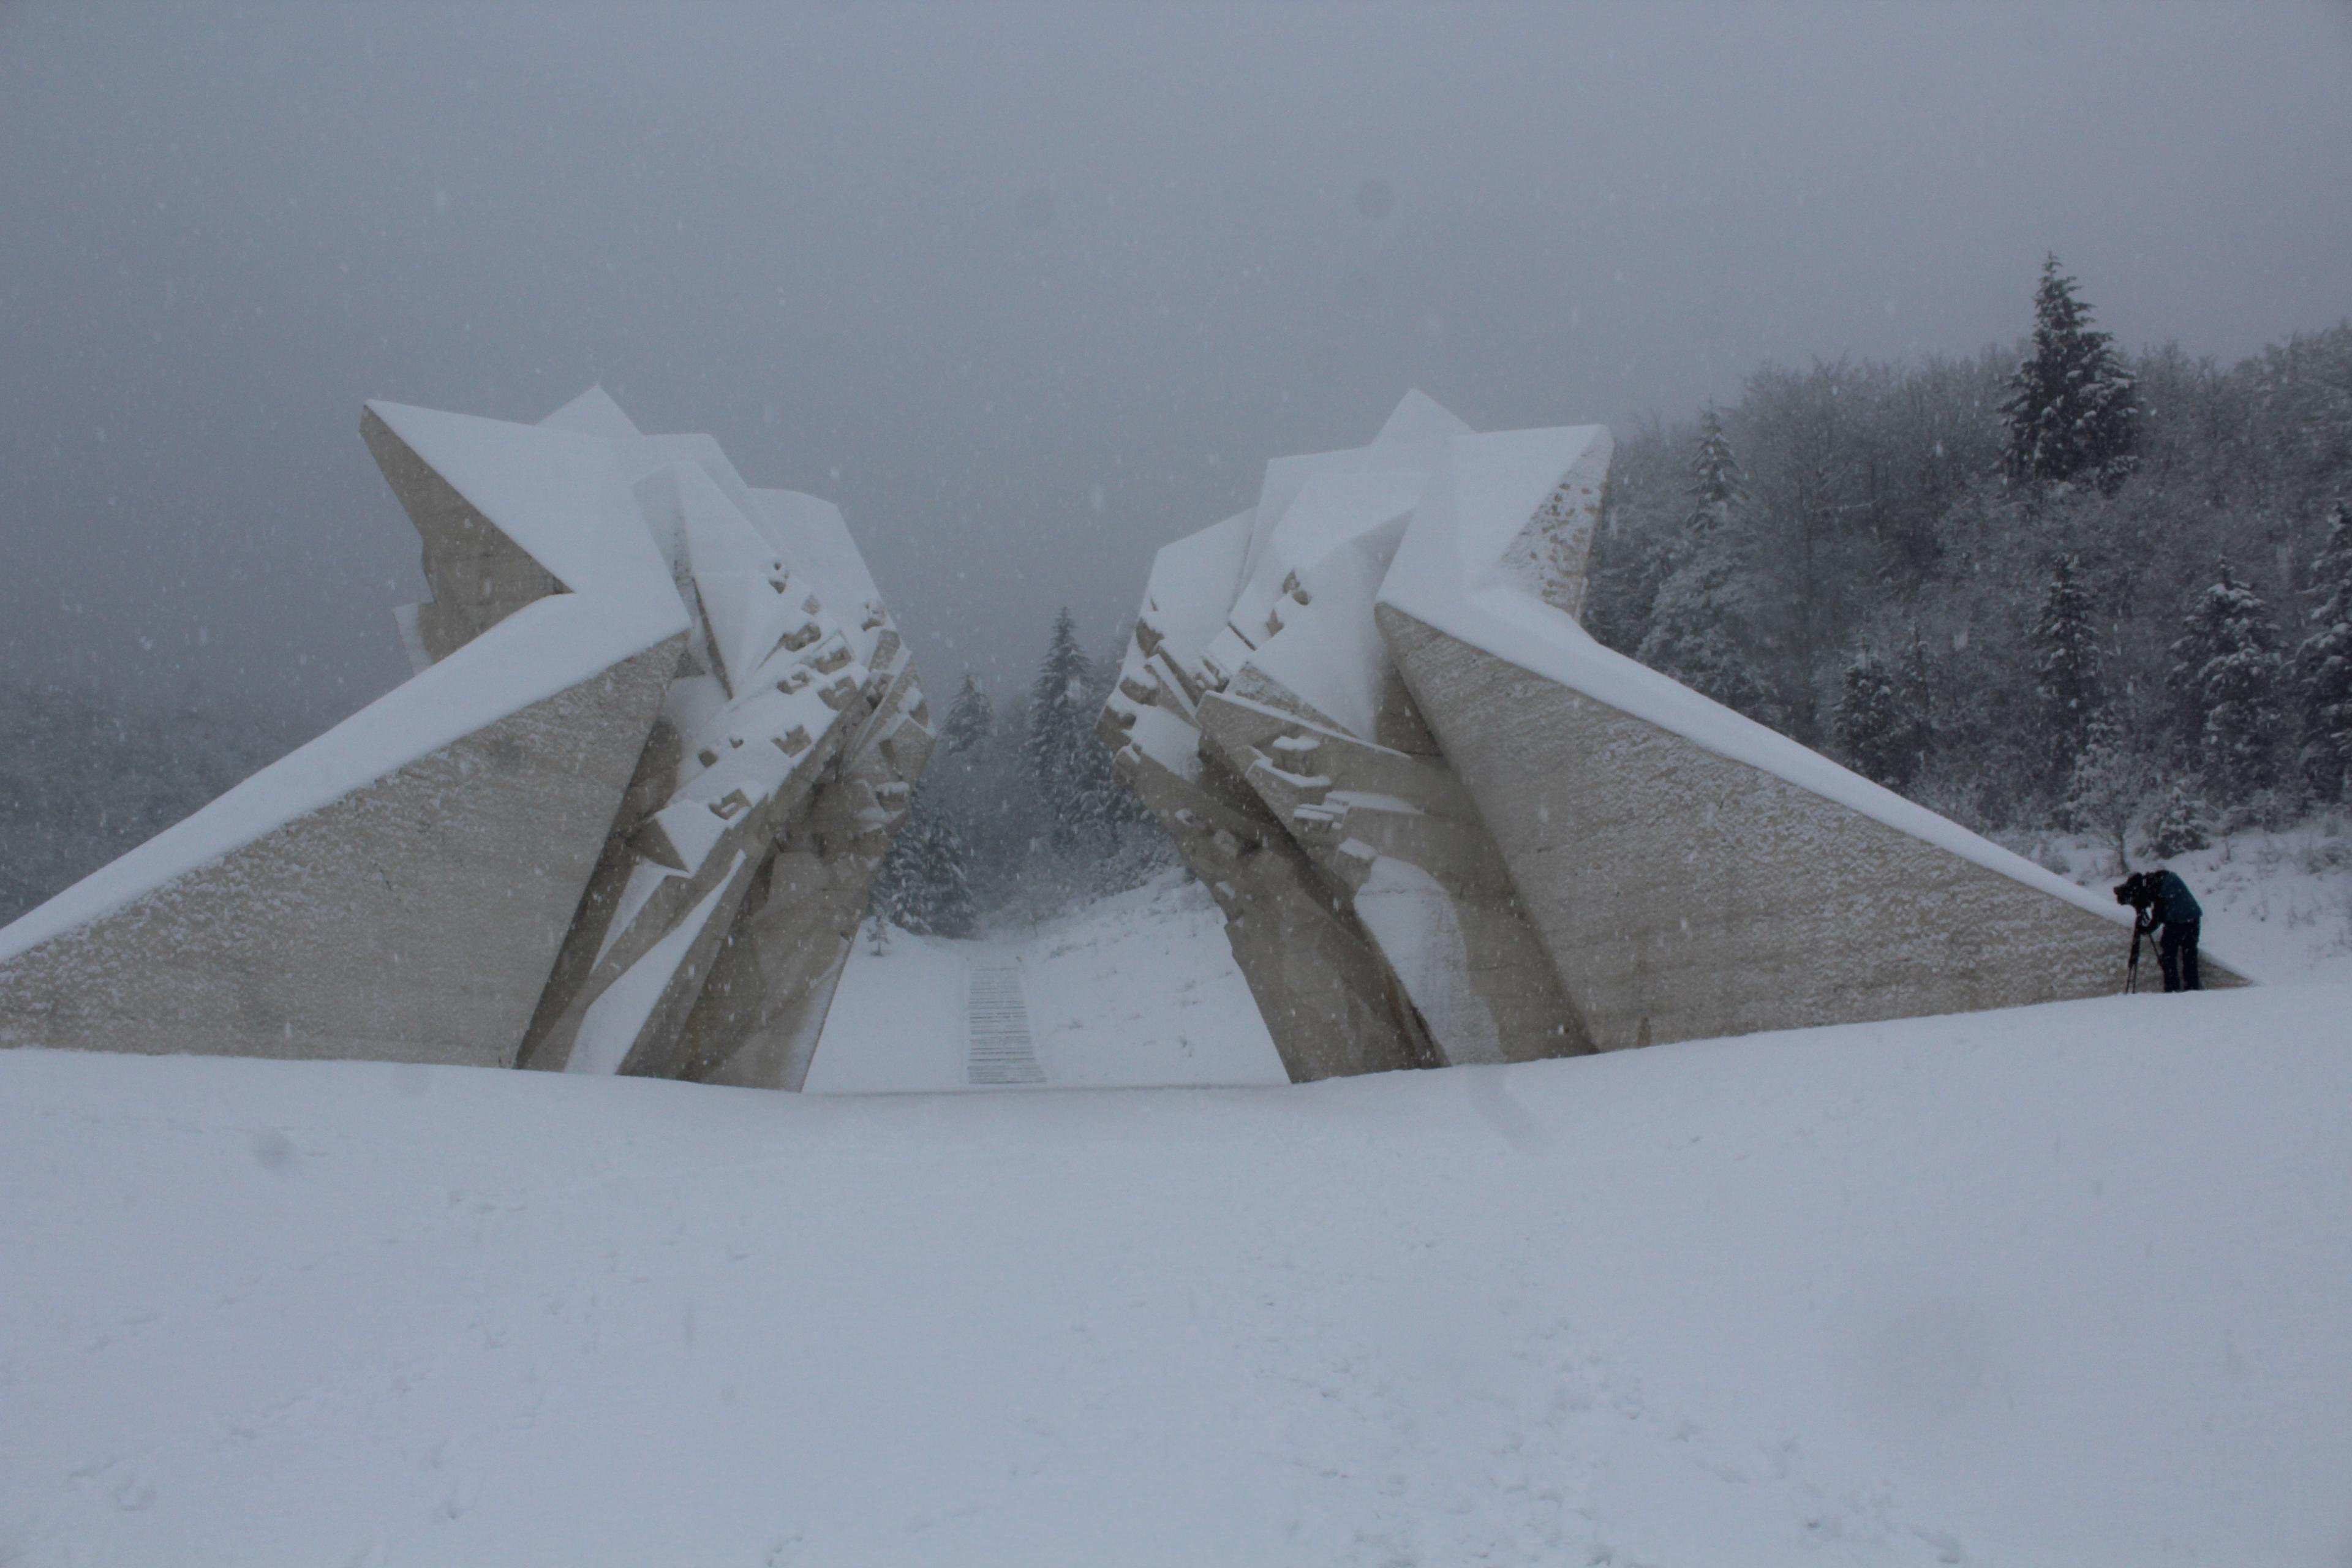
left=1636, top=555, right=1781, bottom=727
left=2168, top=562, right=2286, bottom=804
left=1072, top=644, right=1147, bottom=837
left=2001, top=255, right=2139, bottom=494
left=1833, top=647, right=1909, bottom=790
left=2062, top=715, right=2152, bottom=869
left=1689, top=405, right=1743, bottom=529
left=1637, top=417, right=1782, bottom=725
left=1024, top=608, right=1093, bottom=846
left=2032, top=554, right=2104, bottom=788
left=2296, top=500, right=2352, bottom=801
left=2146, top=781, right=2212, bottom=859
left=869, top=790, right=976, bottom=937
left=1895, top=630, right=1936, bottom=768
left=940, top=673, right=995, bottom=756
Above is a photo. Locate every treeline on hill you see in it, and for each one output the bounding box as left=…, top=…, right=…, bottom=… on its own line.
left=1587, top=257, right=2352, bottom=870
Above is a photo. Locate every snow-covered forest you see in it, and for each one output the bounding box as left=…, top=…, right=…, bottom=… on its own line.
left=1589, top=264, right=2352, bottom=865
left=867, top=609, right=1171, bottom=937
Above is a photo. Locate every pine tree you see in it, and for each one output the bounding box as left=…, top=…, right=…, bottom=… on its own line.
left=2147, top=781, right=2211, bottom=859
left=1689, top=405, right=1743, bottom=529
left=869, top=790, right=976, bottom=937
left=2032, top=554, right=2104, bottom=787
left=2001, top=255, right=2139, bottom=494
left=2062, top=714, right=2152, bottom=869
left=912, top=809, right=976, bottom=936
left=1637, top=418, right=1782, bottom=726
left=940, top=673, right=995, bottom=756
left=1024, top=608, right=1093, bottom=846
left=1069, top=663, right=1132, bottom=835
left=867, top=826, right=921, bottom=935
left=1834, top=647, right=1908, bottom=790
left=1637, top=559, right=1781, bottom=727
left=1895, top=630, right=1936, bottom=768
left=2296, top=500, right=2352, bottom=801
left=2168, top=562, right=2286, bottom=805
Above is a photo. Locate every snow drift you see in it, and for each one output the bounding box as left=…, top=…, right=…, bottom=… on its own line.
left=4, top=980, right=2347, bottom=1567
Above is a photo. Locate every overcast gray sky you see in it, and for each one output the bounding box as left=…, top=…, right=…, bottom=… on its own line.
left=4, top=1, right=2349, bottom=721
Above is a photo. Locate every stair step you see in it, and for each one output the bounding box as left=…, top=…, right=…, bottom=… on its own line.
left=966, top=965, right=1044, bottom=1085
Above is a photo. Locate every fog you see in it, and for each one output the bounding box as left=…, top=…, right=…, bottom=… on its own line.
left=4, top=1, right=2348, bottom=722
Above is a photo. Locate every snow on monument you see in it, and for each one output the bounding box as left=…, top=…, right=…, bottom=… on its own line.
left=0, top=389, right=931, bottom=1088
left=1106, top=393, right=2247, bottom=1082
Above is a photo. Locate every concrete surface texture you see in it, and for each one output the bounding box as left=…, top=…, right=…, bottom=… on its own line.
left=0, top=388, right=930, bottom=1084
left=1107, top=394, right=2238, bottom=1080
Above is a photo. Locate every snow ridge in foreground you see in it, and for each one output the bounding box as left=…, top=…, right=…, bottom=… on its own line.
left=5, top=980, right=2350, bottom=1567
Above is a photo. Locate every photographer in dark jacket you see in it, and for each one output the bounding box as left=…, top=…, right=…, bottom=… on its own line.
left=2113, top=869, right=2204, bottom=992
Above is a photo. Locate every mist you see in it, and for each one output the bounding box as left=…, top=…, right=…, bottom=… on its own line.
left=5, top=0, right=2348, bottom=722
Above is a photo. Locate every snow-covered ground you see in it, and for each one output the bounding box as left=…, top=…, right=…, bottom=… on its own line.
left=814, top=818, right=2352, bottom=1099
left=7, top=841, right=2352, bottom=1566
left=805, top=870, right=1286, bottom=1093
left=7, top=985, right=2351, bottom=1566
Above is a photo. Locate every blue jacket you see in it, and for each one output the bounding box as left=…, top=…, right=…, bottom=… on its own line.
left=2147, top=869, right=2202, bottom=926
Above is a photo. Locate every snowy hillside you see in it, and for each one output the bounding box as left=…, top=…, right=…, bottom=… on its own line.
left=7, top=973, right=2352, bottom=1564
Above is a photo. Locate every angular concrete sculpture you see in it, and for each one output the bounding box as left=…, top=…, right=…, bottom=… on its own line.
left=0, top=389, right=930, bottom=1088
left=1107, top=393, right=2245, bottom=1082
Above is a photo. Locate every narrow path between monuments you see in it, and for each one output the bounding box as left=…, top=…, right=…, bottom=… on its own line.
left=800, top=872, right=1289, bottom=1094
left=963, top=963, right=1045, bottom=1086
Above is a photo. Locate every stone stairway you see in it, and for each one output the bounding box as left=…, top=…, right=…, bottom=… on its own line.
left=965, top=963, right=1044, bottom=1086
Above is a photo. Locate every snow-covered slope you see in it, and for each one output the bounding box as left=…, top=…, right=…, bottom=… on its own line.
left=805, top=870, right=1287, bottom=1093
left=6, top=982, right=2350, bottom=1567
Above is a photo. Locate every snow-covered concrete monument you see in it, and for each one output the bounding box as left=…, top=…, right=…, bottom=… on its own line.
left=0, top=389, right=931, bottom=1088
left=1103, top=393, right=2247, bottom=1082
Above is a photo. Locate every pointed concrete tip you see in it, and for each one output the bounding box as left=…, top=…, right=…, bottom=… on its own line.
left=1375, top=388, right=1474, bottom=446
left=540, top=385, right=645, bottom=440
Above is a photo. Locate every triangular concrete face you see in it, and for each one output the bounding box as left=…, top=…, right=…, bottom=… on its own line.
left=363, top=407, right=567, bottom=662
left=0, top=634, right=680, bottom=1065
left=1387, top=424, right=1612, bottom=625
left=1232, top=391, right=1472, bottom=600
left=1373, top=609, right=2250, bottom=1054
left=366, top=402, right=679, bottom=608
